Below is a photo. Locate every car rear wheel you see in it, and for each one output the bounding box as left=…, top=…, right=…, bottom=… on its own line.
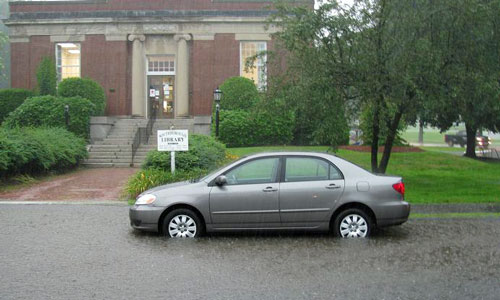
left=334, top=208, right=372, bottom=238
left=162, top=209, right=203, bottom=238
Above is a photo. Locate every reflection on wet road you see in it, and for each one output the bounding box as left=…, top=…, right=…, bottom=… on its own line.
left=1, top=204, right=499, bottom=299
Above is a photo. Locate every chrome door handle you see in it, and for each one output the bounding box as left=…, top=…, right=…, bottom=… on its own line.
left=326, top=184, right=341, bottom=190
left=263, top=187, right=278, bottom=192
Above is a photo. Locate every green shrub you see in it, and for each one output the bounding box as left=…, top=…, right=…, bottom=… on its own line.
left=58, top=77, right=106, bottom=115
left=219, top=76, right=260, bottom=111
left=142, top=134, right=226, bottom=172
left=4, top=95, right=95, bottom=139
left=215, top=102, right=295, bottom=147
left=217, top=110, right=256, bottom=147
left=0, top=127, right=87, bottom=178
left=0, top=89, right=34, bottom=123
left=36, top=57, right=57, bottom=96
left=125, top=168, right=207, bottom=199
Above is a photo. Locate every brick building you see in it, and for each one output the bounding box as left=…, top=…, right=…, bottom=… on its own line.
left=5, top=0, right=312, bottom=134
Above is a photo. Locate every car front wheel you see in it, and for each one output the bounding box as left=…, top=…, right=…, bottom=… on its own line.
left=162, top=209, right=203, bottom=238
left=334, top=208, right=373, bottom=238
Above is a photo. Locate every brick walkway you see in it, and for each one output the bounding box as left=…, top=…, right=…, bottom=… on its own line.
left=0, top=168, right=138, bottom=202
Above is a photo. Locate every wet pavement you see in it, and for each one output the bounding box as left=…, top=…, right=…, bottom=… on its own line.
left=1, top=204, right=499, bottom=300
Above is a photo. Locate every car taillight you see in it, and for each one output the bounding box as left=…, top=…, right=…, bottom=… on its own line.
left=392, top=182, right=405, bottom=196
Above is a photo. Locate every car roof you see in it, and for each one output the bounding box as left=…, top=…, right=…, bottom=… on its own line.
left=242, top=151, right=336, bottom=159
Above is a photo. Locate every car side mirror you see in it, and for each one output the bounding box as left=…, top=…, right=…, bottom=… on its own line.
left=215, top=175, right=227, bottom=186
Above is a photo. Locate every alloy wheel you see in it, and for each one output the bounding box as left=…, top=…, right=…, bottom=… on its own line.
left=168, top=215, right=197, bottom=238
left=339, top=214, right=368, bottom=238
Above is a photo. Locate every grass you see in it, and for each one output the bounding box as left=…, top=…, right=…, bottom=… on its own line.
left=410, top=212, right=500, bottom=219
left=227, top=146, right=500, bottom=204
left=402, top=125, right=500, bottom=146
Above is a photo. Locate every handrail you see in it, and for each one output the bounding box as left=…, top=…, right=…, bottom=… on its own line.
left=131, top=126, right=142, bottom=167
left=130, top=105, right=157, bottom=166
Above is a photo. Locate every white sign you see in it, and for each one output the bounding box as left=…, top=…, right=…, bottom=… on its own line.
left=157, top=130, right=189, bottom=152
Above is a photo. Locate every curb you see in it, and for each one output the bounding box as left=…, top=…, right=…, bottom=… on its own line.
left=411, top=204, right=500, bottom=214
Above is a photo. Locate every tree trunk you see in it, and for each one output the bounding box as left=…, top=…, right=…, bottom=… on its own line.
left=371, top=101, right=381, bottom=173
left=418, top=119, right=424, bottom=145
left=464, top=122, right=477, bottom=158
left=378, top=108, right=404, bottom=174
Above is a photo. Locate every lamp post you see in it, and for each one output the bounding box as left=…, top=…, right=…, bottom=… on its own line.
left=64, top=105, right=70, bottom=129
left=213, top=87, right=222, bottom=137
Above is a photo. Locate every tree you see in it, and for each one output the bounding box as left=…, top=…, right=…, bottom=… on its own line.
left=270, top=0, right=434, bottom=172
left=424, top=0, right=500, bottom=158
left=36, top=57, right=57, bottom=96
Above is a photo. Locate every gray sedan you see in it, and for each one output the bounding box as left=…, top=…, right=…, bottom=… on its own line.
left=130, top=152, right=410, bottom=238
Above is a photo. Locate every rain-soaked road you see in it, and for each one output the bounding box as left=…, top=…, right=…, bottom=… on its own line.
left=1, top=204, right=499, bottom=300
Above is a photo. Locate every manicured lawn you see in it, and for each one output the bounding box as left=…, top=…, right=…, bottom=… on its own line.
left=402, top=125, right=500, bottom=146
left=227, top=146, right=500, bottom=204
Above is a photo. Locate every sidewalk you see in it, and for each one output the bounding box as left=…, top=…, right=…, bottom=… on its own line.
left=0, top=168, right=137, bottom=202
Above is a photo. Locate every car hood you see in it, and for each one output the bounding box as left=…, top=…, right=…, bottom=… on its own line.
left=144, top=180, right=192, bottom=195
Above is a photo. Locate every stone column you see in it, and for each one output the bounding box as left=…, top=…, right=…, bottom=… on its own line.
left=128, top=34, right=146, bottom=117
left=174, top=34, right=191, bottom=117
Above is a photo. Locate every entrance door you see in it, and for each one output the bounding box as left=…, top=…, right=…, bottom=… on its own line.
left=148, top=75, right=175, bottom=119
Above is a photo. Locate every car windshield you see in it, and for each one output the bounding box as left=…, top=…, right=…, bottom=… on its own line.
left=199, top=156, right=247, bottom=183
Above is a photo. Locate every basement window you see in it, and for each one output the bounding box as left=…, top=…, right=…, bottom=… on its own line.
left=56, top=43, right=81, bottom=82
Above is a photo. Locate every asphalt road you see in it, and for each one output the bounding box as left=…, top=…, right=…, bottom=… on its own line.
left=1, top=204, right=499, bottom=300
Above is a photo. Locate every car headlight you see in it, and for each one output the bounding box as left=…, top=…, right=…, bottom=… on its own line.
left=135, top=194, right=156, bottom=205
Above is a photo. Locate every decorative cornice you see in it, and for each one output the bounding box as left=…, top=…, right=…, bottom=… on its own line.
left=6, top=10, right=276, bottom=24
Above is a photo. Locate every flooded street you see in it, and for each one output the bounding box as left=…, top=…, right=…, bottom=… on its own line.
left=1, top=204, right=499, bottom=299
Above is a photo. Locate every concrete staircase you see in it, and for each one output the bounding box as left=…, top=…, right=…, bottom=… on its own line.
left=84, top=118, right=194, bottom=168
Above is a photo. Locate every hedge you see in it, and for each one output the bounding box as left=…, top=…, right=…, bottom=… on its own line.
left=216, top=107, right=295, bottom=147
left=0, top=89, right=34, bottom=123
left=58, top=77, right=106, bottom=116
left=0, top=127, right=87, bottom=178
left=219, top=76, right=260, bottom=111
left=36, top=57, right=57, bottom=96
left=4, top=95, right=95, bottom=139
left=143, top=134, right=226, bottom=172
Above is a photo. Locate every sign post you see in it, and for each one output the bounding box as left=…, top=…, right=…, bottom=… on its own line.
left=157, top=130, right=189, bottom=174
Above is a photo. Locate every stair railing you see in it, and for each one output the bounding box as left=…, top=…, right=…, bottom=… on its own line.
left=130, top=105, right=157, bottom=167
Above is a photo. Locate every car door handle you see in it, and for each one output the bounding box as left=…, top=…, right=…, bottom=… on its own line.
left=262, top=187, right=278, bottom=192
left=326, top=184, right=341, bottom=190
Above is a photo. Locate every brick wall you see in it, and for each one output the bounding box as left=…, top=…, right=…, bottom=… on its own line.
left=190, top=34, right=241, bottom=116
left=11, top=35, right=131, bottom=115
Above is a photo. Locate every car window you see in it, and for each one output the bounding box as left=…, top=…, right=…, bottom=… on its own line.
left=225, top=157, right=279, bottom=185
left=329, top=164, right=343, bottom=180
left=285, top=157, right=330, bottom=182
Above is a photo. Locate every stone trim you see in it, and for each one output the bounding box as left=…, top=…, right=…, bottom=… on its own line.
left=50, top=34, right=86, bottom=42
left=105, top=34, right=128, bottom=41
left=9, top=36, right=29, bottom=43
left=235, top=33, right=271, bottom=41
left=174, top=34, right=192, bottom=42
left=192, top=34, right=215, bottom=41
left=7, top=10, right=276, bottom=22
left=128, top=34, right=146, bottom=42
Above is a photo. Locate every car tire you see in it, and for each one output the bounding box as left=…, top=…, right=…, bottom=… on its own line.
left=333, top=208, right=373, bottom=238
left=447, top=141, right=454, bottom=147
left=162, top=208, right=204, bottom=238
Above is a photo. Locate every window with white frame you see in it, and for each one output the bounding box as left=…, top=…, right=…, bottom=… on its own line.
left=147, top=55, right=175, bottom=75
left=240, top=41, right=267, bottom=90
left=56, top=43, right=81, bottom=82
